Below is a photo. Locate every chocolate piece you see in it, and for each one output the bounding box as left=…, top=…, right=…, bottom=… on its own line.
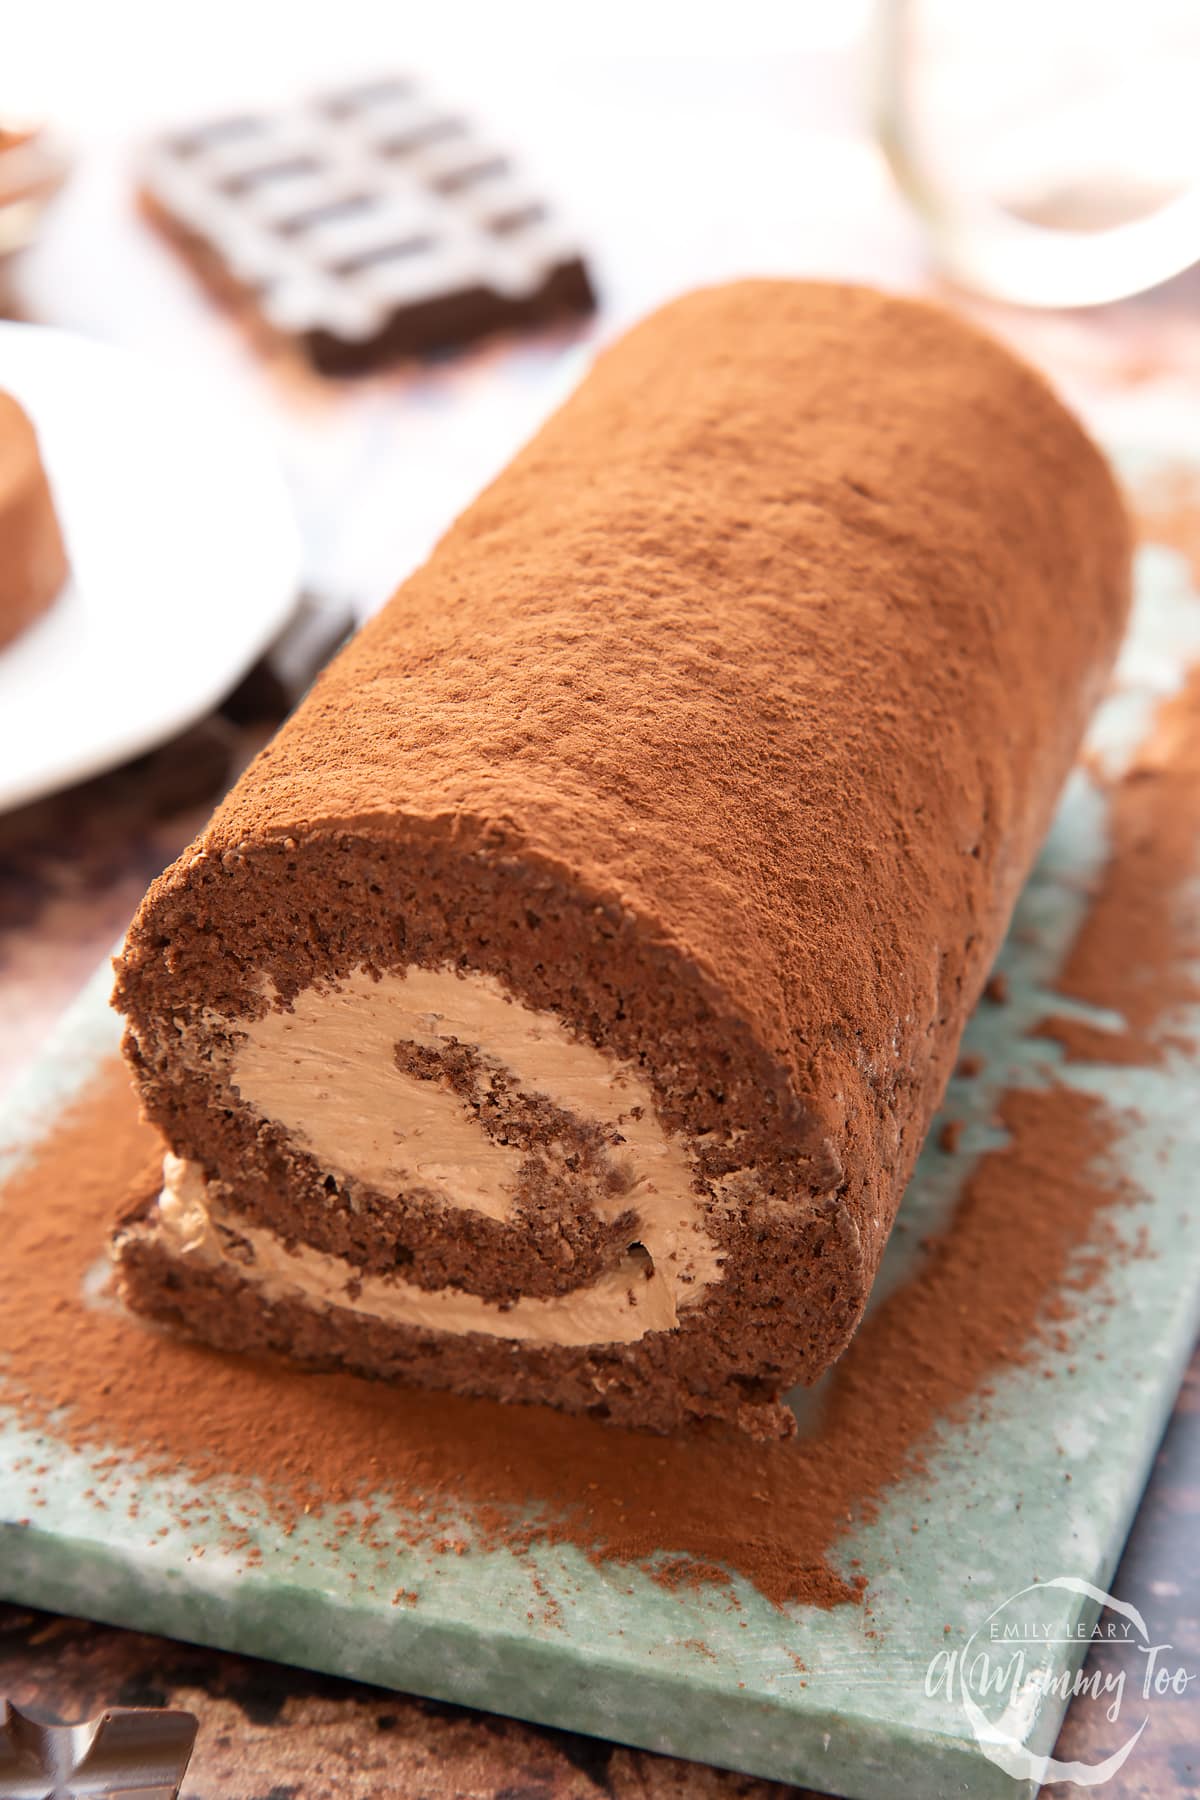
left=140, top=78, right=595, bottom=374
left=0, top=390, right=68, bottom=652
left=0, top=1699, right=196, bottom=1798
left=111, top=281, right=1131, bottom=1439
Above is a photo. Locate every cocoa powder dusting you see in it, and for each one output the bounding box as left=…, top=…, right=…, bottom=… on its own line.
left=1034, top=662, right=1200, bottom=1066
left=0, top=1063, right=1134, bottom=1610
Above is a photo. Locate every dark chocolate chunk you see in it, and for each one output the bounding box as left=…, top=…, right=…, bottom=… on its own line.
left=0, top=1698, right=197, bottom=1798
left=140, top=79, right=596, bottom=374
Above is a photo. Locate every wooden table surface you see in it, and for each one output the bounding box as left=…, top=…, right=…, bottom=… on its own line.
left=2, top=36, right=1199, bottom=1799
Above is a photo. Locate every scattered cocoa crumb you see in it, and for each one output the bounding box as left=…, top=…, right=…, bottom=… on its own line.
left=651, top=1557, right=733, bottom=1594
left=983, top=972, right=1009, bottom=1004
left=938, top=1120, right=964, bottom=1154
left=956, top=1053, right=985, bottom=1079
left=530, top=1573, right=563, bottom=1629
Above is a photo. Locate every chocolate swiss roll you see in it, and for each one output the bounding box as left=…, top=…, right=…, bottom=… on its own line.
left=112, top=281, right=1131, bottom=1439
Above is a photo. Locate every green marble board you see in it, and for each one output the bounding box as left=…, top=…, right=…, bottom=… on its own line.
left=2, top=480, right=1199, bottom=1799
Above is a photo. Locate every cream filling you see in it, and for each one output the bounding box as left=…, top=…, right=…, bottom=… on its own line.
left=227, top=966, right=684, bottom=1225
left=155, top=1153, right=687, bottom=1346
left=150, top=965, right=725, bottom=1347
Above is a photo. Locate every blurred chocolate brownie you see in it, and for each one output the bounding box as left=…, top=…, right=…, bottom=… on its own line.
left=140, top=76, right=596, bottom=374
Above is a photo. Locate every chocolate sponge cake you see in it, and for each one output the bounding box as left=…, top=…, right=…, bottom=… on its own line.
left=112, top=281, right=1131, bottom=1439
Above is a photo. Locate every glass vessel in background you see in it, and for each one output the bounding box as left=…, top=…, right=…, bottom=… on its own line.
left=872, top=0, right=1200, bottom=306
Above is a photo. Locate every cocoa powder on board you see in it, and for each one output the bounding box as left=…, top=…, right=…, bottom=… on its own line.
left=3, top=658, right=1199, bottom=1611
left=0, top=1069, right=1134, bottom=1609
left=1034, top=665, right=1200, bottom=1067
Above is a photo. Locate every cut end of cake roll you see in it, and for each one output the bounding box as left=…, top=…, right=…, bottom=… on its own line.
left=113, top=824, right=864, bottom=1440
left=110, top=279, right=1131, bottom=1437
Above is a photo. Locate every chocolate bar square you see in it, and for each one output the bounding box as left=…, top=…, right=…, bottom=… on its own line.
left=141, top=76, right=596, bottom=373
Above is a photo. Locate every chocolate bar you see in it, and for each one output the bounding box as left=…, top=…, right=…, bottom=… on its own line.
left=140, top=76, right=596, bottom=373
left=0, top=1698, right=197, bottom=1798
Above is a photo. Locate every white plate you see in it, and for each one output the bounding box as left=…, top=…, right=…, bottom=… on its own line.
left=0, top=324, right=302, bottom=813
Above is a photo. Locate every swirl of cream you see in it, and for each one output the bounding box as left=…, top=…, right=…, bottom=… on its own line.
left=160, top=966, right=723, bottom=1348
